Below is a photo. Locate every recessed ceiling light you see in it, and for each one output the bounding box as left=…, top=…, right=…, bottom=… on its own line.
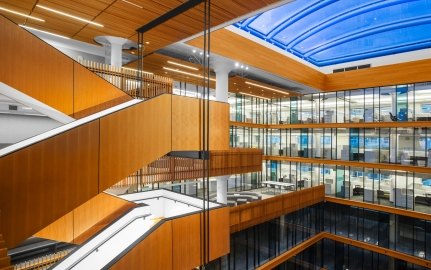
left=121, top=0, right=143, bottom=9
left=145, top=41, right=150, bottom=44
left=0, top=7, right=45, bottom=21
left=239, top=92, right=270, bottom=100
left=19, top=25, right=70, bottom=39
left=245, top=81, right=289, bottom=95
left=163, top=67, right=216, bottom=81
left=36, top=4, right=104, bottom=27
left=167, top=60, right=198, bottom=71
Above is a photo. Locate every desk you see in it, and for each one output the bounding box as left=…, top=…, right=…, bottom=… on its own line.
left=262, top=181, right=295, bottom=194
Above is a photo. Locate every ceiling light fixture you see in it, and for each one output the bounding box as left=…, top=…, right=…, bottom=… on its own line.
left=0, top=7, right=45, bottom=21
left=121, top=0, right=143, bottom=8
left=167, top=60, right=198, bottom=71
left=121, top=67, right=153, bottom=75
left=19, top=25, right=70, bottom=39
left=163, top=67, right=216, bottom=81
left=36, top=4, right=104, bottom=27
left=245, top=81, right=288, bottom=95
left=239, top=92, right=270, bottom=100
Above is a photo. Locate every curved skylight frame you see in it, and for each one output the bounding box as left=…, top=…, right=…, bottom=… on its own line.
left=234, top=0, right=431, bottom=67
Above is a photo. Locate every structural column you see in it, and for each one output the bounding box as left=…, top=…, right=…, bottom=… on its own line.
left=94, top=36, right=136, bottom=68
left=216, top=175, right=229, bottom=204
left=214, top=60, right=233, bottom=204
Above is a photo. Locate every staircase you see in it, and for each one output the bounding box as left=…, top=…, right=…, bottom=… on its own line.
left=0, top=235, right=12, bottom=270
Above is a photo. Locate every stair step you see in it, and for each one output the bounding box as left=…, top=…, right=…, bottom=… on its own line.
left=0, top=248, right=6, bottom=257
left=0, top=266, right=13, bottom=270
left=0, top=257, right=10, bottom=268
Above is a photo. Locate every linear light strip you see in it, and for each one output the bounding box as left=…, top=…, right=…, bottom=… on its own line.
left=36, top=4, right=103, bottom=27
left=239, top=92, right=270, bottom=100
left=19, top=25, right=70, bottom=39
left=167, top=60, right=199, bottom=71
left=121, top=0, right=143, bottom=9
left=163, top=67, right=216, bottom=81
left=245, top=81, right=288, bottom=95
left=121, top=67, right=153, bottom=75
left=0, top=6, right=45, bottom=21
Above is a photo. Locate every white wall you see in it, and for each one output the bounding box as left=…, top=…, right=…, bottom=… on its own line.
left=0, top=114, right=62, bottom=145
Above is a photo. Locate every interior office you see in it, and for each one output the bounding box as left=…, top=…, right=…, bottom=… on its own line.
left=1, top=0, right=431, bottom=269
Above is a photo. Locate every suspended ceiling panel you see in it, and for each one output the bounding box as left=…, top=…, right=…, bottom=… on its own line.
left=0, top=0, right=282, bottom=54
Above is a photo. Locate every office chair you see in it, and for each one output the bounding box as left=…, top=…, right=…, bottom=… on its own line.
left=389, top=112, right=397, bottom=121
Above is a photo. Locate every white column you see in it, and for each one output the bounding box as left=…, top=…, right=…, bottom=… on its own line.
left=213, top=61, right=233, bottom=103
left=216, top=175, right=230, bottom=204
left=104, top=36, right=129, bottom=68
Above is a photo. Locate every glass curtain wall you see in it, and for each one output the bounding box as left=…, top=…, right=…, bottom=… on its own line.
left=229, top=82, right=431, bottom=124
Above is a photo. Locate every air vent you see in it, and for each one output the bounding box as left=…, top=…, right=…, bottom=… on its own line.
left=333, top=64, right=371, bottom=73
left=8, top=105, right=18, bottom=111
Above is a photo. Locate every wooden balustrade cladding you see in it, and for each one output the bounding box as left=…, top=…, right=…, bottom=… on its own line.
left=230, top=185, right=325, bottom=233
left=110, top=207, right=230, bottom=270
left=34, top=193, right=135, bottom=244
left=0, top=15, right=131, bottom=118
left=79, top=59, right=173, bottom=99
left=111, top=148, right=262, bottom=187
left=0, top=94, right=233, bottom=248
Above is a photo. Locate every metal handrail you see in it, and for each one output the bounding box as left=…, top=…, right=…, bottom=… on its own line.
left=56, top=212, right=152, bottom=270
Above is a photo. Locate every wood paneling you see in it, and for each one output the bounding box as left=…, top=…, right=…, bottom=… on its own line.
left=172, top=95, right=201, bottom=151
left=210, top=148, right=262, bottom=176
left=110, top=220, right=173, bottom=270
left=35, top=193, right=135, bottom=244
left=0, top=15, right=74, bottom=114
left=99, top=94, right=172, bottom=191
left=209, top=207, right=230, bottom=261
left=111, top=207, right=230, bottom=270
left=73, top=63, right=132, bottom=118
left=264, top=155, right=431, bottom=175
left=172, top=213, right=201, bottom=270
left=325, top=197, right=431, bottom=222
left=324, top=58, right=431, bottom=91
left=230, top=186, right=325, bottom=233
left=0, top=15, right=133, bottom=118
left=34, top=212, right=74, bottom=243
left=1, top=0, right=282, bottom=55
left=210, top=101, right=230, bottom=150
left=0, top=121, right=100, bottom=248
left=188, top=29, right=325, bottom=90
left=230, top=76, right=301, bottom=99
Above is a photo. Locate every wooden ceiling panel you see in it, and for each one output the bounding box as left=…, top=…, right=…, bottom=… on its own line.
left=0, top=0, right=282, bottom=53
left=188, top=29, right=325, bottom=90
left=229, top=76, right=300, bottom=99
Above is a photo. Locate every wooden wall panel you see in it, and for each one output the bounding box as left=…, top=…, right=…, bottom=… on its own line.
left=172, top=95, right=201, bottom=151
left=0, top=121, right=100, bottom=248
left=0, top=15, right=74, bottom=115
left=35, top=193, right=135, bottom=243
left=33, top=212, right=74, bottom=243
left=99, top=95, right=172, bottom=191
left=210, top=101, right=230, bottom=150
left=209, top=207, right=230, bottom=261
left=230, top=185, right=325, bottom=233
left=324, top=58, right=431, bottom=91
left=172, top=213, right=201, bottom=270
left=110, top=221, right=173, bottom=270
left=188, top=29, right=325, bottom=90
left=73, top=63, right=132, bottom=118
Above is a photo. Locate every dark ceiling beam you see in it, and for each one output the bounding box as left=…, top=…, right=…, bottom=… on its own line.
left=136, top=0, right=205, bottom=33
